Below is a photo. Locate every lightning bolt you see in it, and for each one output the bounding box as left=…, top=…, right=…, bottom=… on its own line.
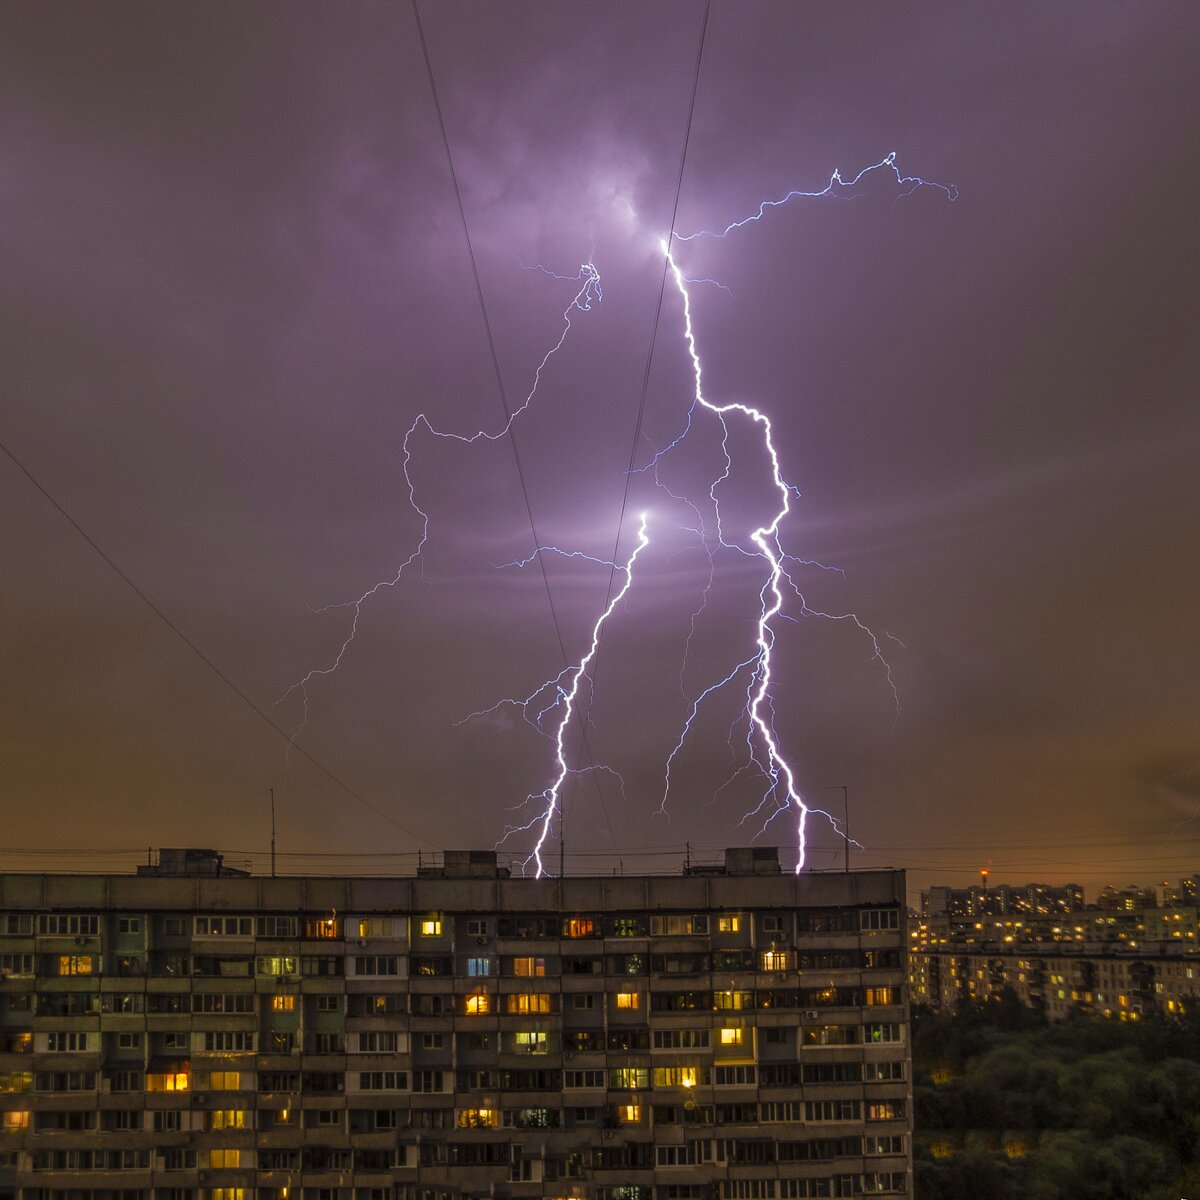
left=284, top=151, right=953, bottom=875
left=651, top=153, right=956, bottom=869
left=496, top=512, right=653, bottom=878
left=279, top=262, right=602, bottom=740
left=674, top=151, right=957, bottom=242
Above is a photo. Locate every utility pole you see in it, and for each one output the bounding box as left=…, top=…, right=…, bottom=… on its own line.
left=826, top=786, right=850, bottom=872
left=270, top=788, right=277, bottom=878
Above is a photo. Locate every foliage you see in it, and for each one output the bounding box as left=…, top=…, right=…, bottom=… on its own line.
left=914, top=993, right=1200, bottom=1198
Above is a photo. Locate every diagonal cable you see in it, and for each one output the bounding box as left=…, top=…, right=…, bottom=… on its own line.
left=569, top=0, right=713, bottom=858
left=411, top=0, right=616, bottom=852
left=0, top=438, right=439, bottom=847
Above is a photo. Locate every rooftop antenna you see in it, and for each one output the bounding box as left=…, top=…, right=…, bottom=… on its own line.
left=826, top=786, right=850, bottom=872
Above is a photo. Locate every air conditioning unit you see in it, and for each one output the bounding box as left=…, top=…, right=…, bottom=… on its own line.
left=476, top=937, right=488, bottom=946
left=804, top=1010, right=820, bottom=1020
left=356, top=939, right=367, bottom=948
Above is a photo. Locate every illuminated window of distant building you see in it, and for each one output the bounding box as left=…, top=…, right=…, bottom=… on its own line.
left=465, top=991, right=491, bottom=1016
left=305, top=915, right=340, bottom=940
left=507, top=993, right=551, bottom=1014
left=512, top=1031, right=548, bottom=1054
left=271, top=995, right=295, bottom=1012
left=864, top=987, right=896, bottom=1006
left=208, top=1072, right=240, bottom=1091
left=652, top=1066, right=701, bottom=1088
left=419, top=915, right=443, bottom=937
left=256, top=956, right=299, bottom=977
left=2, top=1110, right=29, bottom=1130
left=614, top=992, right=640, bottom=1010
left=146, top=1070, right=190, bottom=1093
left=467, top=957, right=492, bottom=978
left=57, top=955, right=94, bottom=976
left=719, top=1027, right=745, bottom=1046
left=718, top=915, right=742, bottom=933
left=457, top=1107, right=498, bottom=1129
left=611, top=1067, right=651, bottom=1089
left=208, top=1109, right=249, bottom=1130
left=210, top=1191, right=246, bottom=1200
left=563, top=917, right=596, bottom=938
left=714, top=990, right=752, bottom=1011
left=513, top=956, right=546, bottom=977
left=759, top=950, right=792, bottom=972
left=617, top=1104, right=642, bottom=1123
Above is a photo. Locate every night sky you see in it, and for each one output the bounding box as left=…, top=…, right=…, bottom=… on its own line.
left=3, top=2, right=1198, bottom=899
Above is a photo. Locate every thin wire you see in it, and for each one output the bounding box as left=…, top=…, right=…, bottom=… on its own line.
left=409, top=0, right=614, bottom=849
left=0, top=438, right=439, bottom=848
left=569, top=0, right=713, bottom=857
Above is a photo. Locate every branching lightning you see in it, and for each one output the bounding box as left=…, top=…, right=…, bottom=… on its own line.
left=644, top=153, right=956, bottom=869
left=287, top=152, right=954, bottom=876
left=496, top=512, right=652, bottom=878
left=279, top=263, right=601, bottom=740
left=673, top=151, right=957, bottom=242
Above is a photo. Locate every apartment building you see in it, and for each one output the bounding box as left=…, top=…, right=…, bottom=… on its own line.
left=910, top=942, right=1200, bottom=1019
left=0, top=847, right=910, bottom=1200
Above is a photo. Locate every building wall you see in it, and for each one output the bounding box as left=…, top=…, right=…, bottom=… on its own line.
left=0, top=862, right=910, bottom=1200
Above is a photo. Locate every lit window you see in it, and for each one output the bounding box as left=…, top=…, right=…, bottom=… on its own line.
left=57, top=955, right=93, bottom=976
left=718, top=915, right=742, bottom=933
left=146, top=1070, right=190, bottom=1093
left=563, top=917, right=595, bottom=938
left=271, top=995, right=295, bottom=1012
left=652, top=1065, right=701, bottom=1088
left=614, top=992, right=640, bottom=1010
left=719, top=1027, right=745, bottom=1046
left=2, top=1110, right=29, bottom=1130
left=467, top=957, right=492, bottom=978
left=610, top=1067, right=651, bottom=1089
left=465, top=991, right=491, bottom=1016
left=864, top=987, right=896, bottom=1006
left=208, top=1109, right=249, bottom=1130
left=513, top=956, right=545, bottom=977
left=208, top=1072, right=240, bottom=1090
left=209, top=1149, right=244, bottom=1168
left=714, top=990, right=752, bottom=1011
left=419, top=915, right=443, bottom=937
left=512, top=1031, right=548, bottom=1054
left=616, top=1104, right=642, bottom=1123
left=210, top=1191, right=246, bottom=1200
left=305, top=915, right=340, bottom=940
left=759, top=950, right=793, bottom=972
left=457, top=1107, right=498, bottom=1129
left=507, top=993, right=551, bottom=1014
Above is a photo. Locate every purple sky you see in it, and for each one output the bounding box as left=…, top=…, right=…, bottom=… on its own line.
left=3, top=1, right=1198, bottom=899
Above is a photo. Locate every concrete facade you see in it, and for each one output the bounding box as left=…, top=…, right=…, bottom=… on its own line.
left=0, top=851, right=910, bottom=1200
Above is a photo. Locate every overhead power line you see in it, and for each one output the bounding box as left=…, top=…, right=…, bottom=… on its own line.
left=0, top=438, right=438, bottom=847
